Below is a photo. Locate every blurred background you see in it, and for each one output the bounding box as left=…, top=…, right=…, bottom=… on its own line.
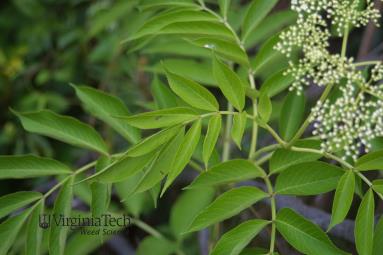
left=0, top=0, right=382, bottom=254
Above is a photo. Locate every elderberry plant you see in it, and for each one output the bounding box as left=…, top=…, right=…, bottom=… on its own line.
left=1, top=1, right=383, bottom=255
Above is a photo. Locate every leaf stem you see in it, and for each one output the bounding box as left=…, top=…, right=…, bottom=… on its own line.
left=222, top=103, right=233, bottom=161
left=263, top=174, right=276, bottom=254
left=353, top=60, right=382, bottom=67
left=248, top=72, right=259, bottom=159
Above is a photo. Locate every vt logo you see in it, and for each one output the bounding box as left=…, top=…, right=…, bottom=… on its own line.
left=39, top=214, right=50, bottom=229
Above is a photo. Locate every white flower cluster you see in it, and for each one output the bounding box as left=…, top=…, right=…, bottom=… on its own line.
left=291, top=0, right=381, bottom=35
left=277, top=0, right=383, bottom=160
left=310, top=79, right=383, bottom=161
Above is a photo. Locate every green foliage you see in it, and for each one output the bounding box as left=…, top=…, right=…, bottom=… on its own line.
left=1, top=0, right=382, bottom=254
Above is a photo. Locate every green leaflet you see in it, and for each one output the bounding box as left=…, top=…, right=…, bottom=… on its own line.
left=136, top=236, right=177, bottom=255
left=355, top=189, right=375, bottom=255
left=258, top=93, right=272, bottom=123
left=91, top=157, right=111, bottom=216
left=0, top=155, right=71, bottom=179
left=134, top=129, right=185, bottom=193
left=26, top=201, right=44, bottom=255
left=131, top=9, right=217, bottom=40
left=355, top=150, right=383, bottom=171
left=211, top=219, right=269, bottom=255
left=244, top=10, right=297, bottom=48
left=187, top=186, right=267, bottom=232
left=127, top=125, right=181, bottom=157
left=231, top=111, right=247, bottom=149
left=372, top=179, right=383, bottom=195
left=202, top=115, right=222, bottom=167
left=373, top=216, right=383, bottom=255
left=212, top=55, right=246, bottom=111
left=328, top=171, right=355, bottom=230
left=151, top=76, right=178, bottom=109
left=186, top=159, right=264, bottom=189
left=279, top=91, right=306, bottom=141
left=89, top=152, right=158, bottom=183
left=159, top=21, right=236, bottom=41
left=49, top=177, right=74, bottom=255
left=259, top=69, right=295, bottom=98
left=251, top=34, right=283, bottom=75
left=0, top=207, right=33, bottom=255
left=118, top=107, right=198, bottom=129
left=165, top=69, right=219, bottom=111
left=275, top=161, right=344, bottom=195
left=189, top=37, right=249, bottom=66
left=170, top=187, right=215, bottom=239
left=276, top=208, right=348, bottom=255
left=218, top=0, right=231, bottom=18
left=13, top=109, right=108, bottom=155
left=242, top=0, right=278, bottom=43
left=269, top=139, right=322, bottom=174
left=138, top=0, right=198, bottom=10
left=162, top=119, right=201, bottom=195
left=0, top=191, right=41, bottom=219
left=71, top=84, right=140, bottom=143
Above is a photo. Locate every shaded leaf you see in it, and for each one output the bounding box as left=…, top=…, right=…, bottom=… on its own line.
left=91, top=157, right=111, bottom=216
left=90, top=152, right=158, bottom=183
left=231, top=111, right=247, bottom=149
left=49, top=177, right=74, bottom=255
left=211, top=219, right=269, bottom=255
left=132, top=9, right=217, bottom=40
left=251, top=34, right=283, bottom=75
left=165, top=69, right=219, bottom=111
left=13, top=110, right=108, bottom=155
left=356, top=150, right=383, bottom=171
left=269, top=139, right=322, bottom=174
left=151, top=76, right=178, bottom=109
left=118, top=107, right=198, bottom=129
left=0, top=155, right=71, bottom=179
left=26, top=201, right=44, bottom=255
left=276, top=208, right=348, bottom=255
left=170, top=188, right=215, bottom=239
left=328, top=171, right=355, bottom=230
left=135, top=130, right=185, bottom=193
left=127, top=125, right=181, bottom=157
left=279, top=91, right=305, bottom=141
left=258, top=93, right=272, bottom=123
left=0, top=191, right=41, bottom=219
left=72, top=85, right=140, bottom=143
left=213, top=55, right=246, bottom=111
left=355, top=189, right=375, bottom=255
left=162, top=119, right=202, bottom=195
left=242, top=0, right=278, bottom=43
left=259, top=70, right=294, bottom=98
left=187, top=186, right=267, bottom=232
left=202, top=115, right=222, bottom=167
left=0, top=208, right=32, bottom=255
left=373, top=216, right=383, bottom=255
left=136, top=236, right=176, bottom=255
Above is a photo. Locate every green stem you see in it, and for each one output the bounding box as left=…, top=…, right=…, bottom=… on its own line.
left=222, top=103, right=233, bottom=161
left=353, top=60, right=382, bottom=67
left=248, top=72, right=258, bottom=159
left=253, top=144, right=281, bottom=160
left=264, top=175, right=276, bottom=254
left=341, top=25, right=349, bottom=58
left=131, top=218, right=164, bottom=239
left=263, top=124, right=287, bottom=147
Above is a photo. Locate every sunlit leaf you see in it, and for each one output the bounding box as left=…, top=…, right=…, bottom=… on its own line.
left=0, top=191, right=41, bottom=219
left=279, top=91, right=305, bottom=141
left=202, top=115, right=222, bottom=167
left=355, top=189, right=375, bottom=255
